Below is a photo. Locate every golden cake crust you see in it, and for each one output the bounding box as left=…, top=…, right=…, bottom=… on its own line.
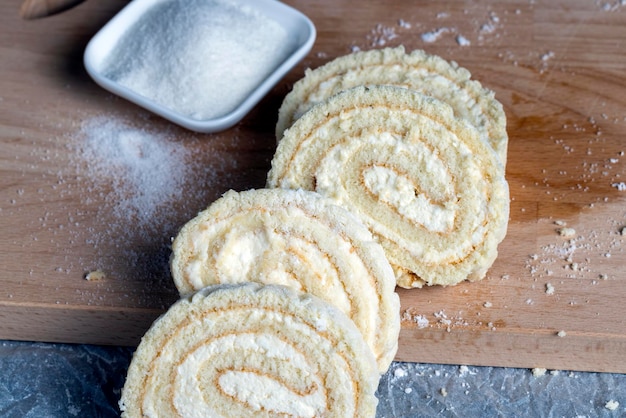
left=276, top=46, right=508, bottom=165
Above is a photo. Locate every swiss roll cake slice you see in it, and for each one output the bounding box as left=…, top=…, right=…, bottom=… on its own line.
left=119, top=283, right=380, bottom=418
left=276, top=46, right=508, bottom=165
left=267, top=85, right=509, bottom=288
left=170, top=188, right=400, bottom=373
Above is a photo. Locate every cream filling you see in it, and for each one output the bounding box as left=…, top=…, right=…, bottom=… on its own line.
left=362, top=165, right=455, bottom=233
left=173, top=333, right=326, bottom=417
left=315, top=129, right=485, bottom=264
left=218, top=371, right=322, bottom=417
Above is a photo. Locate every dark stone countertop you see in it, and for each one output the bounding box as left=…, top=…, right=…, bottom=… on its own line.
left=1, top=340, right=624, bottom=417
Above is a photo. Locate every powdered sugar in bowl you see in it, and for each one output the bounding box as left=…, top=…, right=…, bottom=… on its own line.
left=84, top=0, right=316, bottom=133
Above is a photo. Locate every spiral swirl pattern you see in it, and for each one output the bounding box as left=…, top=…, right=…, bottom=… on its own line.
left=119, top=283, right=379, bottom=418
left=267, top=85, right=509, bottom=288
left=276, top=46, right=508, bottom=165
left=170, top=188, right=400, bottom=372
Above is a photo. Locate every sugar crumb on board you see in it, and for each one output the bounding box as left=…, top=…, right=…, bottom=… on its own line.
left=525, top=213, right=624, bottom=285
left=556, top=227, right=576, bottom=238
left=612, top=181, right=626, bottom=191
left=367, top=23, right=399, bottom=47
left=84, top=269, right=106, bottom=281
left=348, top=5, right=517, bottom=52
left=401, top=310, right=430, bottom=329
left=455, top=34, right=471, bottom=46
left=421, top=27, right=452, bottom=43
left=402, top=309, right=475, bottom=332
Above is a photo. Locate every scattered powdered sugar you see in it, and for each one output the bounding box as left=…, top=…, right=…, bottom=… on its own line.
left=359, top=22, right=410, bottom=49
left=58, top=113, right=229, bottom=293
left=102, top=0, right=296, bottom=120
left=599, top=0, right=626, bottom=12
left=418, top=9, right=504, bottom=46
left=414, top=314, right=430, bottom=329
left=402, top=307, right=499, bottom=333
left=350, top=7, right=513, bottom=53
left=524, top=210, right=624, bottom=285
left=75, top=116, right=192, bottom=226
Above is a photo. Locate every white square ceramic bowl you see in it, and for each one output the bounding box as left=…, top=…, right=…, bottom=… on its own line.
left=84, top=0, right=315, bottom=133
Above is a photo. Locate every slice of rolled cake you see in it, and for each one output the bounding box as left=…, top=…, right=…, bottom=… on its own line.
left=267, top=85, right=509, bottom=288
left=170, top=188, right=400, bottom=373
left=119, top=283, right=380, bottom=418
left=276, top=46, right=508, bottom=165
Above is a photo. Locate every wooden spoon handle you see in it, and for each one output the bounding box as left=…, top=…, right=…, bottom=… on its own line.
left=20, top=0, right=86, bottom=20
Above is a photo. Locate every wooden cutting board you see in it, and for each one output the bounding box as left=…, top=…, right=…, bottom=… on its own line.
left=1, top=0, right=625, bottom=373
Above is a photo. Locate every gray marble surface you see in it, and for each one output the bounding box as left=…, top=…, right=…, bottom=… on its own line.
left=1, top=339, right=624, bottom=417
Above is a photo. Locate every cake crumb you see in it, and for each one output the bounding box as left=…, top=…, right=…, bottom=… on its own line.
left=605, top=400, right=619, bottom=411
left=546, top=283, right=555, bottom=295
left=557, top=330, right=567, bottom=337
left=483, top=301, right=493, bottom=308
left=554, top=220, right=567, bottom=226
left=440, top=387, right=448, bottom=397
left=84, top=269, right=106, bottom=281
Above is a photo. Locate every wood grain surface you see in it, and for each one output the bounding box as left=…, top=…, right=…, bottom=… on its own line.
left=1, top=0, right=625, bottom=373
